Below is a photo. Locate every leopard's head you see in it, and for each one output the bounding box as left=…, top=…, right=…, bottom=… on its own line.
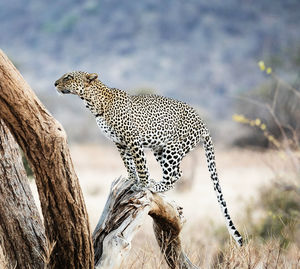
left=54, top=71, right=98, bottom=96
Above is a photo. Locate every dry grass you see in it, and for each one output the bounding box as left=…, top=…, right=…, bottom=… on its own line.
left=1, top=234, right=299, bottom=268
left=215, top=240, right=300, bottom=269
left=121, top=238, right=300, bottom=269
left=116, top=214, right=300, bottom=269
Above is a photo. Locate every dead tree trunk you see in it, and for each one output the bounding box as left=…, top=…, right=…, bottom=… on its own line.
left=0, top=50, right=94, bottom=268
left=0, top=119, right=48, bottom=268
left=93, top=177, right=199, bottom=269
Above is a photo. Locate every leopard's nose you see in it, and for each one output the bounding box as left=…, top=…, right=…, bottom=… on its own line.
left=54, top=80, right=59, bottom=87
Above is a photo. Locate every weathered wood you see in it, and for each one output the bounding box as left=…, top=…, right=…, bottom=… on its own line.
left=0, top=119, right=48, bottom=269
left=150, top=196, right=199, bottom=269
left=0, top=49, right=94, bottom=268
left=93, top=177, right=199, bottom=269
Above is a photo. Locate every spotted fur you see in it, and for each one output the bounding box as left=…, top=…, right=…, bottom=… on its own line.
left=55, top=71, right=243, bottom=246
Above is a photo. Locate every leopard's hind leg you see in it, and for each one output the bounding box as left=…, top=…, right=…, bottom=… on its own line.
left=152, top=140, right=195, bottom=192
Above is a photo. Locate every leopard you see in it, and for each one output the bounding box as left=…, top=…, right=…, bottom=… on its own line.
left=54, top=71, right=243, bottom=246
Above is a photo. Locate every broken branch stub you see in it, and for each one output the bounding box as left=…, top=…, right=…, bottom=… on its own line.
left=149, top=196, right=198, bottom=269
left=93, top=178, right=199, bottom=269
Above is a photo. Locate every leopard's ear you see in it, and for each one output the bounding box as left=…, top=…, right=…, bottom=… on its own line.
left=86, top=73, right=98, bottom=82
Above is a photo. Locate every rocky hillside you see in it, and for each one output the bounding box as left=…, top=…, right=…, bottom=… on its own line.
left=0, top=0, right=299, bottom=141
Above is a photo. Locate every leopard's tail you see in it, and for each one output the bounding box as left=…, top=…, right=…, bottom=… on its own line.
left=200, top=130, right=243, bottom=247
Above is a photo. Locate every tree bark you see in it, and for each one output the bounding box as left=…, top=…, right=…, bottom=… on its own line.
left=0, top=49, right=94, bottom=268
left=0, top=119, right=48, bottom=269
left=93, top=177, right=199, bottom=269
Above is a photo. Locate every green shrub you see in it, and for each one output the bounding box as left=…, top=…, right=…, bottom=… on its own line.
left=245, top=182, right=300, bottom=248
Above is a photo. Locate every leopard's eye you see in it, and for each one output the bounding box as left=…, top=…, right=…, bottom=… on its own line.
left=63, top=74, right=73, bottom=81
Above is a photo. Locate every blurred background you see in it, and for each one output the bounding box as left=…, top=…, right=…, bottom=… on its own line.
left=1, top=0, right=299, bottom=267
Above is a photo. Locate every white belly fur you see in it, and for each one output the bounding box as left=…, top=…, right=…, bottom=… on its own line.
left=96, top=117, right=121, bottom=143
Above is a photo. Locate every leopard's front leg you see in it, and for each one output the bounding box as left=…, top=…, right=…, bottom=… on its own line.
left=126, top=138, right=152, bottom=190
left=115, top=143, right=138, bottom=183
